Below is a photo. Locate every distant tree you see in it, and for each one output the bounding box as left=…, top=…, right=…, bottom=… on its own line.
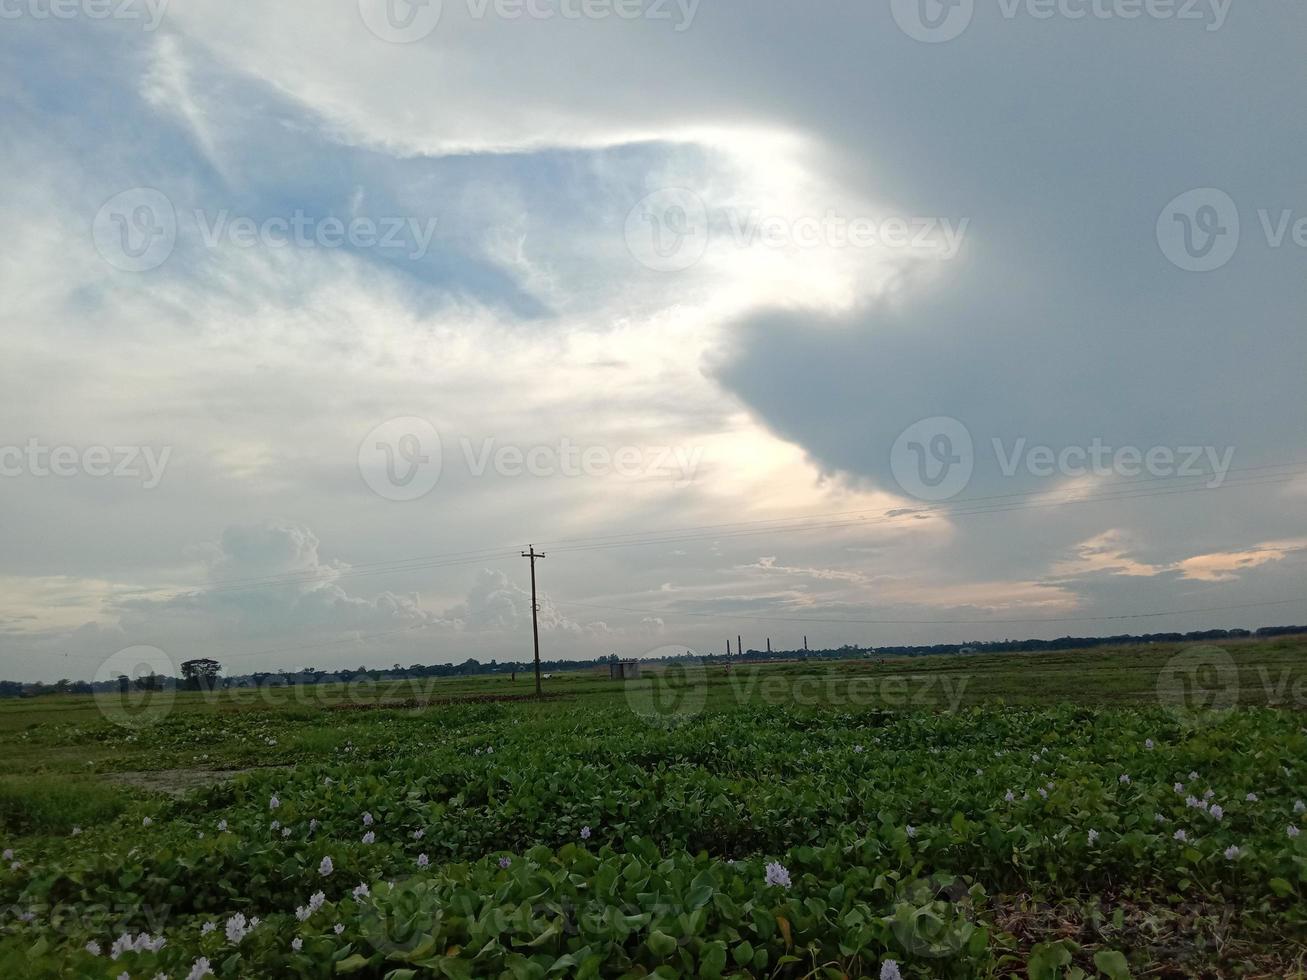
left=181, top=659, right=222, bottom=690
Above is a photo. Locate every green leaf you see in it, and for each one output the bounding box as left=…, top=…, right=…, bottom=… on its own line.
left=1093, top=950, right=1131, bottom=979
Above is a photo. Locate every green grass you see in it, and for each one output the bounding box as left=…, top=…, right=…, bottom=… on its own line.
left=0, top=636, right=1304, bottom=977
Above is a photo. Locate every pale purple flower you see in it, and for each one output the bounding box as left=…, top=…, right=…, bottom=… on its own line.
left=1289, top=825, right=1301, bottom=839
left=269, top=795, right=280, bottom=810
left=1145, top=739, right=1154, bottom=750
left=1174, top=783, right=1184, bottom=794
left=1210, top=805, right=1224, bottom=821
left=282, top=827, right=291, bottom=838
left=201, top=922, right=215, bottom=935
left=764, top=861, right=791, bottom=888
left=1119, top=774, right=1130, bottom=784
left=361, top=831, right=376, bottom=845
left=142, top=817, right=153, bottom=827
left=1037, top=788, right=1048, bottom=799
left=1173, top=829, right=1188, bottom=842
left=295, top=906, right=310, bottom=922
left=880, top=960, right=902, bottom=980
left=310, top=819, right=319, bottom=832
left=333, top=923, right=344, bottom=935
left=362, top=812, right=374, bottom=827
left=1087, top=829, right=1099, bottom=845
left=853, top=745, right=863, bottom=753
left=417, top=853, right=429, bottom=868
left=225, top=912, right=248, bottom=944
left=498, top=856, right=511, bottom=869
left=353, top=883, right=370, bottom=900
left=217, top=820, right=227, bottom=832
left=1189, top=771, right=1199, bottom=780
left=309, top=891, right=326, bottom=912
left=1295, top=800, right=1306, bottom=814
left=292, top=937, right=303, bottom=952
left=905, top=825, right=917, bottom=838
left=86, top=941, right=102, bottom=956
left=1224, top=845, right=1240, bottom=860
left=71, top=826, right=82, bottom=836
left=9, top=861, right=18, bottom=871
left=319, top=856, right=334, bottom=876
left=1246, top=793, right=1259, bottom=802
left=1004, top=790, right=1015, bottom=803
left=580, top=826, right=591, bottom=840
left=185, top=958, right=213, bottom=980
left=1203, top=789, right=1215, bottom=800
left=412, top=829, right=425, bottom=841
left=1, top=849, right=11, bottom=861
left=1154, top=812, right=1166, bottom=824
left=270, top=821, right=280, bottom=831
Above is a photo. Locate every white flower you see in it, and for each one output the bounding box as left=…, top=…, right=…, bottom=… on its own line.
left=1088, top=829, right=1099, bottom=845
left=295, top=906, right=310, bottom=922
left=1037, top=788, right=1048, bottom=799
left=71, top=826, right=82, bottom=836
left=217, top=820, right=227, bottom=832
left=309, top=891, right=326, bottom=912
left=1189, top=771, right=1199, bottom=780
left=362, top=812, right=374, bottom=827
left=270, top=821, right=280, bottom=831
left=1289, top=825, right=1301, bottom=839
left=853, top=745, right=863, bottom=753
left=1210, top=805, right=1224, bottom=821
left=580, top=826, right=591, bottom=840
left=1224, top=845, right=1240, bottom=860
left=1154, top=812, right=1166, bottom=824
left=1145, top=739, right=1154, bottom=750
left=282, top=827, right=291, bottom=838
left=185, top=957, right=213, bottom=980
left=764, top=861, right=791, bottom=888
left=417, top=853, right=429, bottom=868
left=225, top=912, right=248, bottom=945
left=412, top=829, right=425, bottom=840
left=1004, top=790, right=1015, bottom=803
left=1119, top=774, right=1130, bottom=784
left=142, top=817, right=153, bottom=827
left=1174, top=783, right=1184, bottom=794
left=1203, top=789, right=1215, bottom=800
left=1295, top=800, right=1306, bottom=814
left=292, top=937, right=303, bottom=952
left=1173, top=829, right=1188, bottom=842
left=86, top=941, right=102, bottom=956
left=1, top=849, right=11, bottom=861
left=309, top=818, right=319, bottom=831
left=353, top=883, right=370, bottom=900
left=1185, top=796, right=1200, bottom=809
left=880, top=960, right=903, bottom=980
left=201, top=922, right=215, bottom=935
left=905, top=825, right=917, bottom=838
left=319, top=856, right=334, bottom=876
left=1245, top=793, right=1258, bottom=802
left=333, top=923, right=345, bottom=935
left=8, top=861, right=18, bottom=871
left=362, top=831, right=376, bottom=845
left=249, top=917, right=260, bottom=930
left=269, top=795, right=280, bottom=810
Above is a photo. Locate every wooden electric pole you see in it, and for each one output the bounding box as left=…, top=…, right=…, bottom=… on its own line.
left=521, top=546, right=546, bottom=697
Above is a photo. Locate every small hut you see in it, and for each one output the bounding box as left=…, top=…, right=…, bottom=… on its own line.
left=609, top=660, right=641, bottom=681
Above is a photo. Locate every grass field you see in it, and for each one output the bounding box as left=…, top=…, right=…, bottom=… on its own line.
left=0, top=637, right=1304, bottom=978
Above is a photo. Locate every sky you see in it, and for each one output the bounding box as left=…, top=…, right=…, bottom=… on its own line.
left=1, top=0, right=1305, bottom=683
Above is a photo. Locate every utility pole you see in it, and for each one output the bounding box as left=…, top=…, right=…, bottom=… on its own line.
left=521, top=546, right=546, bottom=697
left=766, top=637, right=771, bottom=654
left=726, top=638, right=731, bottom=656
left=738, top=634, right=743, bottom=657
left=803, top=635, right=808, bottom=652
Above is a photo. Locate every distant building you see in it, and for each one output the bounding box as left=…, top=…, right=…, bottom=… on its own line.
left=609, top=660, right=641, bottom=681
